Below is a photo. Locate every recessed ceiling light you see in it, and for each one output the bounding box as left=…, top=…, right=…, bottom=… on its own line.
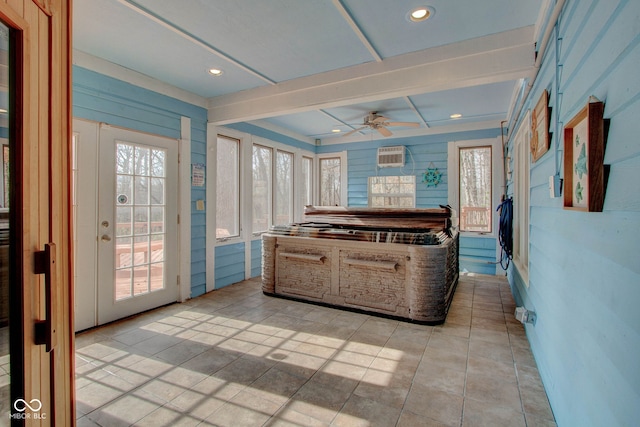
left=208, top=68, right=224, bottom=76
left=450, top=113, right=462, bottom=119
left=409, top=6, right=434, bottom=22
left=332, top=129, right=341, bottom=133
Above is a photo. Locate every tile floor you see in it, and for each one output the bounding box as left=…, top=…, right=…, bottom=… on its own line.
left=75, top=273, right=557, bottom=427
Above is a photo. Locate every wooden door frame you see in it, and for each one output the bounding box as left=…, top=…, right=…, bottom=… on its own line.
left=3, top=5, right=28, bottom=420
left=0, top=0, right=74, bottom=425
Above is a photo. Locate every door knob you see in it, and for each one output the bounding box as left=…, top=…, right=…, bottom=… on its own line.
left=101, top=235, right=111, bottom=242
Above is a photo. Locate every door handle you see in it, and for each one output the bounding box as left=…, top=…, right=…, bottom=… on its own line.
left=34, top=243, right=57, bottom=352
left=101, top=235, right=111, bottom=242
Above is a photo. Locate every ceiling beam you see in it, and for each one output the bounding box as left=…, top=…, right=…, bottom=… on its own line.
left=208, top=26, right=536, bottom=125
left=116, top=0, right=276, bottom=85
left=403, top=96, right=429, bottom=128
left=332, top=0, right=382, bottom=62
left=321, top=119, right=503, bottom=145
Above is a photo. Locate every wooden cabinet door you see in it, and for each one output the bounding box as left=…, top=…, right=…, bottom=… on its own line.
left=0, top=1, right=73, bottom=425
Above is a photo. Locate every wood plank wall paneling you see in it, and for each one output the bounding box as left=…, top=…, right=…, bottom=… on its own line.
left=6, top=0, right=23, bottom=16
left=507, top=1, right=640, bottom=425
left=215, top=242, right=246, bottom=288
left=251, top=239, right=261, bottom=278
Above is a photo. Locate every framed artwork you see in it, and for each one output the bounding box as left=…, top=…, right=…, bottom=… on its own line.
left=563, top=101, right=605, bottom=212
left=530, top=89, right=550, bottom=162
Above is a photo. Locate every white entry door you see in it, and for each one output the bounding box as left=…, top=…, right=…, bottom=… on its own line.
left=97, top=125, right=179, bottom=324
left=74, top=120, right=180, bottom=329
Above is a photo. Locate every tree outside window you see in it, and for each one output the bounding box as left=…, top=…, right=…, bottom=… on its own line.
left=459, top=146, right=492, bottom=232
left=320, top=157, right=341, bottom=206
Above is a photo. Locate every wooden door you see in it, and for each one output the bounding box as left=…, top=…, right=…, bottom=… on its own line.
left=0, top=0, right=73, bottom=425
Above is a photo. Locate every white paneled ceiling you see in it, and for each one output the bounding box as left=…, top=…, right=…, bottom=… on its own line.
left=73, top=0, right=549, bottom=143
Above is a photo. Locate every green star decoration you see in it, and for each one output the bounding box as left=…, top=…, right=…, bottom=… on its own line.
left=575, top=181, right=584, bottom=203
left=422, top=167, right=442, bottom=187
left=575, top=143, right=588, bottom=180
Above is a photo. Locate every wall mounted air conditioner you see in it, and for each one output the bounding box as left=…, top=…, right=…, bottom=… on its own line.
left=377, top=146, right=405, bottom=167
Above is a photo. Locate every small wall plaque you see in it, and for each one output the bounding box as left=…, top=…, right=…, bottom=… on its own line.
left=531, top=89, right=550, bottom=163
left=563, top=101, right=605, bottom=212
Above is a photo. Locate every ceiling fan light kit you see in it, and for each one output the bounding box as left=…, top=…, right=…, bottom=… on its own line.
left=343, top=112, right=420, bottom=138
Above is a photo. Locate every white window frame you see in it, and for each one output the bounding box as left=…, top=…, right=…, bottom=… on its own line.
left=214, top=133, right=243, bottom=242
left=448, top=138, right=503, bottom=238
left=275, top=149, right=295, bottom=226
left=316, top=151, right=347, bottom=207
left=251, top=143, right=273, bottom=235
left=205, top=125, right=321, bottom=291
left=512, top=112, right=530, bottom=284
left=368, top=175, right=416, bottom=207
left=301, top=155, right=314, bottom=208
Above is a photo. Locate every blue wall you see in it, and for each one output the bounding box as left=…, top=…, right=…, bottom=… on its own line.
left=215, top=243, right=246, bottom=289
left=507, top=1, right=640, bottom=425
left=72, top=66, right=209, bottom=298
left=319, top=129, right=502, bottom=274
left=250, top=239, right=262, bottom=278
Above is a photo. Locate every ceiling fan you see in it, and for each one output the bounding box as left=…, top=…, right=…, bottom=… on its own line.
left=343, top=112, right=420, bottom=137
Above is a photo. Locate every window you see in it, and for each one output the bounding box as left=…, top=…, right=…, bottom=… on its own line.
left=513, top=114, right=530, bottom=281
left=252, top=144, right=272, bottom=233
left=275, top=150, right=293, bottom=225
left=448, top=138, right=501, bottom=236
left=368, top=176, right=415, bottom=207
left=320, top=157, right=341, bottom=206
left=216, top=135, right=240, bottom=239
left=302, top=156, right=313, bottom=206
left=459, top=146, right=492, bottom=232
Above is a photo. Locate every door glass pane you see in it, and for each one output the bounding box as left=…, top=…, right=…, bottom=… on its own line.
left=459, top=146, right=492, bottom=232
left=115, top=142, right=166, bottom=300
left=116, top=207, right=132, bottom=237
left=320, top=157, right=341, bottom=206
left=116, top=175, right=132, bottom=205
left=252, top=145, right=271, bottom=233
left=134, top=146, right=150, bottom=175
left=275, top=150, right=293, bottom=225
left=150, top=177, right=164, bottom=205
left=0, top=20, right=9, bottom=417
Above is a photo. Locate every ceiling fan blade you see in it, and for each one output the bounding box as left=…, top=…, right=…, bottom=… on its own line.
left=386, top=121, right=420, bottom=128
left=343, top=126, right=367, bottom=137
left=376, top=126, right=392, bottom=137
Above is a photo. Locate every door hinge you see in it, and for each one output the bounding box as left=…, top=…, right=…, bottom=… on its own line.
left=177, top=214, right=180, bottom=225
left=177, top=275, right=180, bottom=286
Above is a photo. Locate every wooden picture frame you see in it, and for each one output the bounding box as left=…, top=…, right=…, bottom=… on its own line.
left=563, top=101, right=605, bottom=211
left=530, top=89, right=550, bottom=162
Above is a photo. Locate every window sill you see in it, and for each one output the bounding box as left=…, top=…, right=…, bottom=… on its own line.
left=459, top=231, right=497, bottom=239
left=215, top=236, right=243, bottom=246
